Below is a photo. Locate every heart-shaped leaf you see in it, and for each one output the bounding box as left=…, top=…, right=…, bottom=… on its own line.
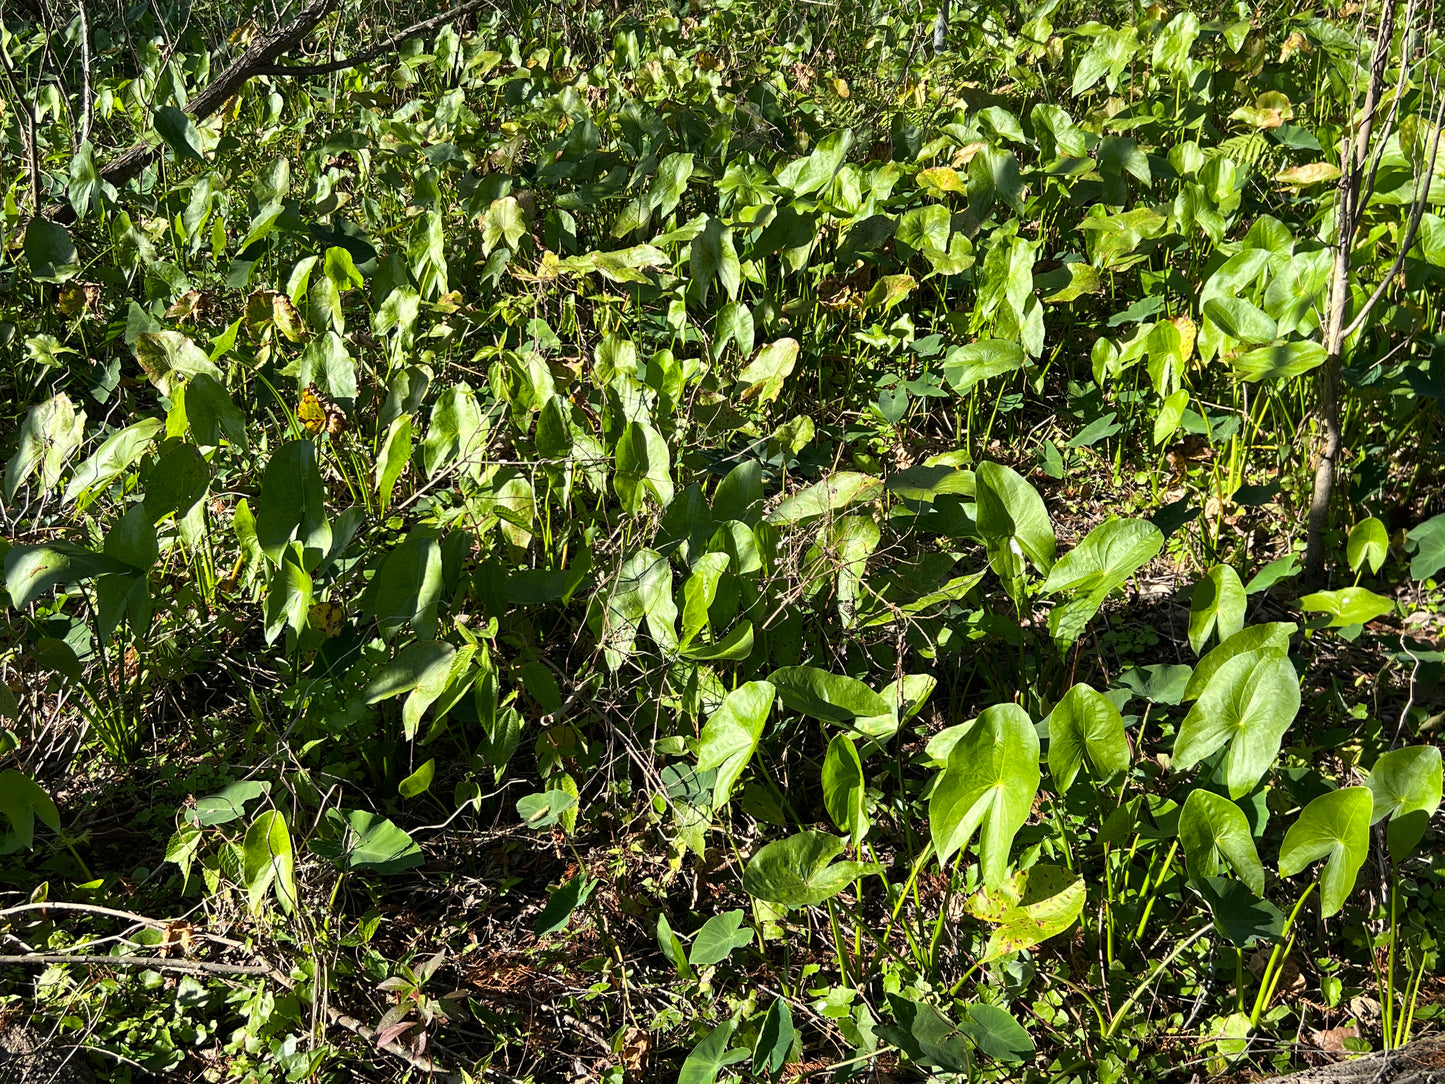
left=1178, top=789, right=1264, bottom=894
left=688, top=909, right=754, bottom=967
left=929, top=703, right=1040, bottom=884
left=741, top=831, right=875, bottom=909
left=1173, top=650, right=1298, bottom=798
left=767, top=666, right=890, bottom=723
left=696, top=680, right=775, bottom=810
left=1044, top=683, right=1130, bottom=793
left=1366, top=746, right=1442, bottom=860
left=1278, top=786, right=1372, bottom=917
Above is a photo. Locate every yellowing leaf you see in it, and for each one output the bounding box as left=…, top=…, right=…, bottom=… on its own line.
left=916, top=166, right=967, bottom=197
left=1273, top=162, right=1342, bottom=187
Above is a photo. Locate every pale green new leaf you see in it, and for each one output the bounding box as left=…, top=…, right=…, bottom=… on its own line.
left=1188, top=564, right=1246, bottom=653
left=1278, top=787, right=1372, bottom=917
left=929, top=703, right=1041, bottom=884
left=1173, top=651, right=1299, bottom=798
left=1044, top=683, right=1130, bottom=793
left=1346, top=517, right=1389, bottom=575
left=242, top=810, right=296, bottom=915
left=1366, top=746, right=1442, bottom=860
left=1178, top=789, right=1264, bottom=895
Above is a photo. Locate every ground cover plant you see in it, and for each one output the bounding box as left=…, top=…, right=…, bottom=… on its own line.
left=1, top=0, right=1444, bottom=1080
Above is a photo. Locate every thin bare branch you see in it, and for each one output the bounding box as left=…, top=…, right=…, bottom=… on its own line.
left=253, top=0, right=497, bottom=77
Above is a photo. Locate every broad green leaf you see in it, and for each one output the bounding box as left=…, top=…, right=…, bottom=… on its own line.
left=678, top=621, right=755, bottom=661
left=423, top=383, right=487, bottom=479
left=4, top=393, right=86, bottom=501
left=1191, top=876, right=1286, bottom=947
left=263, top=553, right=314, bottom=645
left=67, top=141, right=102, bottom=218
left=1183, top=622, right=1295, bottom=701
left=753, top=998, right=795, bottom=1079
left=142, top=442, right=208, bottom=526
left=1188, top=564, right=1246, bottom=653
left=1153, top=388, right=1189, bottom=446
left=255, top=440, right=328, bottom=564
left=24, top=218, right=79, bottom=282
left=690, top=216, right=740, bottom=305
left=821, top=734, right=868, bottom=844
left=689, top=909, right=754, bottom=967
left=1407, top=513, right=1445, bottom=581
left=736, top=338, right=799, bottom=404
left=1044, top=683, right=1129, bottom=793
left=1278, top=787, right=1372, bottom=917
left=1347, top=517, right=1389, bottom=575
left=135, top=331, right=223, bottom=395
left=375, top=414, right=413, bottom=514
left=154, top=105, right=206, bottom=162
left=776, top=129, right=852, bottom=196
left=928, top=703, right=1041, bottom=884
left=767, top=666, right=890, bottom=723
left=696, top=681, right=775, bottom=810
left=1231, top=340, right=1327, bottom=382
left=1043, top=517, right=1162, bottom=646
left=1298, top=586, right=1394, bottom=628
left=4, top=542, right=137, bottom=609
left=1178, top=790, right=1264, bottom=894
left=64, top=418, right=164, bottom=508
left=975, top=461, right=1055, bottom=593
left=185, top=373, right=247, bottom=449
left=680, top=552, right=730, bottom=646
left=1366, top=746, right=1442, bottom=859
left=960, top=1003, right=1035, bottom=1063
left=536, top=871, right=593, bottom=935
left=943, top=340, right=1028, bottom=395
left=0, top=770, right=60, bottom=852
left=595, top=549, right=677, bottom=668
left=515, top=789, right=578, bottom=829
left=242, top=810, right=296, bottom=915
left=614, top=419, right=674, bottom=512
left=186, top=780, right=268, bottom=827
left=1073, top=28, right=1138, bottom=96
left=876, top=997, right=973, bottom=1073
left=1203, top=297, right=1278, bottom=343
left=309, top=808, right=423, bottom=874
left=364, top=640, right=456, bottom=706
left=678, top=1020, right=749, bottom=1084
left=370, top=529, right=443, bottom=639
left=741, top=831, right=875, bottom=909
left=1173, top=651, right=1299, bottom=798
left=965, top=863, right=1085, bottom=962
left=766, top=473, right=883, bottom=526
left=482, top=196, right=527, bottom=254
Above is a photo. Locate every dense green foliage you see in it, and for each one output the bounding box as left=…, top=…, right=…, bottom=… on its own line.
left=1, top=0, right=1444, bottom=1080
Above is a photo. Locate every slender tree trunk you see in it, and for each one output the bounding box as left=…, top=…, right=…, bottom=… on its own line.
left=1303, top=0, right=1398, bottom=586
left=933, top=0, right=950, bottom=54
